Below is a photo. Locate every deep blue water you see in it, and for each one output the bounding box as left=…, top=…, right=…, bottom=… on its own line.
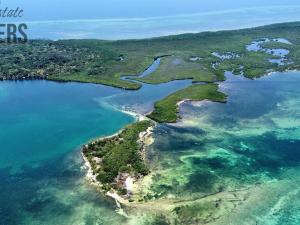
left=0, top=80, right=134, bottom=224
left=0, top=78, right=191, bottom=225
left=147, top=71, right=300, bottom=224
left=0, top=80, right=134, bottom=173
left=4, top=0, right=300, bottom=39
left=1, top=71, right=300, bottom=224
left=8, top=0, right=300, bottom=21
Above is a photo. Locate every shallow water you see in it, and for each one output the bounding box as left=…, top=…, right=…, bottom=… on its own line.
left=106, top=79, right=192, bottom=114
left=1, top=70, right=300, bottom=224
left=146, top=71, right=300, bottom=224
left=246, top=38, right=292, bottom=66
left=0, top=78, right=192, bottom=225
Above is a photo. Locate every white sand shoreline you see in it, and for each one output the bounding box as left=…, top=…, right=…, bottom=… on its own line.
left=81, top=108, right=155, bottom=207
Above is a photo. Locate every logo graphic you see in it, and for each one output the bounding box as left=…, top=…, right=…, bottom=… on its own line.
left=0, top=0, right=28, bottom=43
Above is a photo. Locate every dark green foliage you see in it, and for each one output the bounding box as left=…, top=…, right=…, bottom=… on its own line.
left=1, top=22, right=300, bottom=89
left=117, top=188, right=127, bottom=196
left=84, top=120, right=152, bottom=185
left=148, top=84, right=227, bottom=123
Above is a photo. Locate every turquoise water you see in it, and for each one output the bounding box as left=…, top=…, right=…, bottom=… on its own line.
left=26, top=5, right=300, bottom=40
left=10, top=0, right=300, bottom=21
left=0, top=79, right=192, bottom=225
left=1, top=68, right=300, bottom=224
left=5, top=0, right=299, bottom=39
left=0, top=80, right=134, bottom=224
left=0, top=80, right=134, bottom=173
left=107, top=79, right=191, bottom=114
left=144, top=71, right=300, bottom=224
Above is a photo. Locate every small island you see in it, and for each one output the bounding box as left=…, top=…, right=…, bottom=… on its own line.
left=82, top=119, right=154, bottom=200
left=1, top=22, right=300, bottom=125
left=1, top=21, right=300, bottom=223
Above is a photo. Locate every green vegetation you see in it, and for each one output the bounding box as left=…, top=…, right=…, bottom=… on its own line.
left=148, top=84, right=227, bottom=123
left=82, top=120, right=152, bottom=187
left=0, top=39, right=152, bottom=89
left=1, top=22, right=300, bottom=88
left=1, top=22, right=300, bottom=122
left=134, top=56, right=217, bottom=84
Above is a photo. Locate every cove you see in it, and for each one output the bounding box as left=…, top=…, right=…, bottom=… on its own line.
left=0, top=78, right=191, bottom=225
left=145, top=71, right=300, bottom=224
left=2, top=69, right=299, bottom=224
left=0, top=80, right=134, bottom=173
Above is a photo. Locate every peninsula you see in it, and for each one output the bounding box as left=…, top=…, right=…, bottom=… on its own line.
left=1, top=22, right=300, bottom=122
left=1, top=21, right=300, bottom=206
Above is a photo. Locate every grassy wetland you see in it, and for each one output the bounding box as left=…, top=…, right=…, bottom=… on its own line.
left=1, top=22, right=300, bottom=224
left=1, top=22, right=300, bottom=86
left=1, top=22, right=300, bottom=123
left=132, top=72, right=300, bottom=224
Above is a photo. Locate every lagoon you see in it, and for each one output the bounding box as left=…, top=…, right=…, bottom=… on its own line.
left=146, top=71, right=300, bottom=224
left=1, top=70, right=300, bottom=224
left=0, top=78, right=192, bottom=224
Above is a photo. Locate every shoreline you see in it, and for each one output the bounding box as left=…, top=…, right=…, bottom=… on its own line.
left=24, top=18, right=300, bottom=41
left=81, top=108, right=155, bottom=206
left=80, top=66, right=299, bottom=195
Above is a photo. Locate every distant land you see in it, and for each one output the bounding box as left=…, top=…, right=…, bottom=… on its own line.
left=1, top=21, right=300, bottom=224
left=1, top=22, right=300, bottom=123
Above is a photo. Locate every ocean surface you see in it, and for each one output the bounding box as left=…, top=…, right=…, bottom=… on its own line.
left=147, top=71, right=300, bottom=224
left=4, top=0, right=300, bottom=39
left=0, top=79, right=191, bottom=225
left=1, top=0, right=300, bottom=223
left=1, top=71, right=300, bottom=224
left=26, top=5, right=300, bottom=40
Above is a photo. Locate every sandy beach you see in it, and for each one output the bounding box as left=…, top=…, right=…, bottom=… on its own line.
left=81, top=108, right=155, bottom=206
